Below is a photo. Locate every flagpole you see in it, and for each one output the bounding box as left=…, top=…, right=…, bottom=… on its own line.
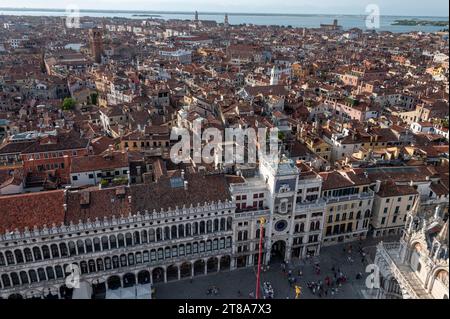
left=255, top=217, right=266, bottom=299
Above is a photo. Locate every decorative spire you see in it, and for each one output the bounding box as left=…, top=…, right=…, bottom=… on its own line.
left=437, top=220, right=449, bottom=244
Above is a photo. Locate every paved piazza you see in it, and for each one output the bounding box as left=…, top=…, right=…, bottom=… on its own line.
left=154, top=236, right=400, bottom=299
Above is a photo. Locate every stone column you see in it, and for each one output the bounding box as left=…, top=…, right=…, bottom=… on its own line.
left=177, top=266, right=181, bottom=281
left=248, top=254, right=254, bottom=266
left=191, top=263, right=195, bottom=277
left=231, top=258, right=236, bottom=270
left=163, top=268, right=167, bottom=283
left=204, top=259, right=208, bottom=275
left=149, top=269, right=153, bottom=285
left=217, top=259, right=221, bottom=272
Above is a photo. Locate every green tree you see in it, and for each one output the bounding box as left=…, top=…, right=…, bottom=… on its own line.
left=62, top=97, right=76, bottom=110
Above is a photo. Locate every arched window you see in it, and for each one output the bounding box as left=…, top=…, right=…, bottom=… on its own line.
left=118, top=234, right=125, bottom=248
left=156, top=228, right=162, bottom=241
left=14, top=249, right=24, bottom=264
left=29, top=270, right=38, bottom=283
left=171, top=225, right=178, bottom=239
left=200, top=221, right=206, bottom=234
left=310, top=222, right=315, bottom=231
left=59, top=243, right=68, bottom=257
left=24, top=248, right=33, bottom=262
left=179, top=244, right=185, bottom=256
left=68, top=242, right=76, bottom=256
left=149, top=229, right=156, bottom=242
left=243, top=230, right=248, bottom=240
left=186, top=224, right=192, bottom=236
left=80, top=261, right=88, bottom=274
left=97, top=259, right=104, bottom=271
left=105, top=257, right=112, bottom=270
left=10, top=272, right=20, bottom=286
left=120, top=254, right=127, bottom=267
left=300, top=223, right=305, bottom=232
left=206, top=240, right=212, bottom=251
left=125, top=233, right=133, bottom=246
left=42, top=245, right=51, bottom=259
left=85, top=239, right=93, bottom=253
left=37, top=268, right=46, bottom=281
left=199, top=241, right=205, bottom=252
left=143, top=251, right=150, bottom=262
left=157, top=248, right=164, bottom=260
left=150, top=250, right=157, bottom=261
left=112, top=256, right=120, bottom=269
left=141, top=230, right=148, bottom=244
left=109, top=235, right=117, bottom=249
left=206, top=220, right=212, bottom=233
left=238, top=231, right=243, bottom=241
left=0, top=252, right=5, bottom=266
left=227, top=217, right=233, bottom=230
left=33, top=247, right=42, bottom=260
left=46, top=266, right=55, bottom=280
left=164, top=247, right=171, bottom=259
left=88, top=260, right=96, bottom=273
left=172, top=246, right=178, bottom=257
left=214, top=219, right=219, bottom=232
left=55, top=266, right=64, bottom=279
left=164, top=227, right=171, bottom=240
left=76, top=241, right=85, bottom=255
left=193, top=222, right=199, bottom=235
left=1, top=274, right=11, bottom=287
left=93, top=238, right=101, bottom=252
left=133, top=231, right=141, bottom=245
left=316, top=221, right=320, bottom=230
left=226, top=236, right=232, bottom=248
left=5, top=251, right=14, bottom=265
left=51, top=244, right=60, bottom=258
left=220, top=218, right=226, bottom=231
left=20, top=271, right=29, bottom=285
left=128, top=253, right=135, bottom=266
left=178, top=224, right=185, bottom=238
left=136, top=252, right=142, bottom=264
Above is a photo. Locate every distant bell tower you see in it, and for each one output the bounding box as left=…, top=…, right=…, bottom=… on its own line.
left=89, top=28, right=103, bottom=64
left=270, top=66, right=279, bottom=85
left=224, top=13, right=229, bottom=27
left=194, top=11, right=199, bottom=22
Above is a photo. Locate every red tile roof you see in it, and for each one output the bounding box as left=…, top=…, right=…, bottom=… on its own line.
left=0, top=190, right=65, bottom=233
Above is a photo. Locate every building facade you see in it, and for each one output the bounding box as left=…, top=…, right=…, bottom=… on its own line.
left=374, top=204, right=449, bottom=299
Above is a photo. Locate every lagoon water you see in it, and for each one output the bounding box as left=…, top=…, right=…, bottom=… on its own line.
left=0, top=8, right=448, bottom=33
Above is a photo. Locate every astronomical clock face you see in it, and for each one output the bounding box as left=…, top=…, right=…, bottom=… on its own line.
left=274, top=220, right=289, bottom=232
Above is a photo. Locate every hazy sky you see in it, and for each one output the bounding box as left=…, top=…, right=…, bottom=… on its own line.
left=0, top=0, right=449, bottom=16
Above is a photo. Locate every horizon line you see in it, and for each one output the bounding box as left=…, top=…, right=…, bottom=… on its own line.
left=0, top=7, right=449, bottom=18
